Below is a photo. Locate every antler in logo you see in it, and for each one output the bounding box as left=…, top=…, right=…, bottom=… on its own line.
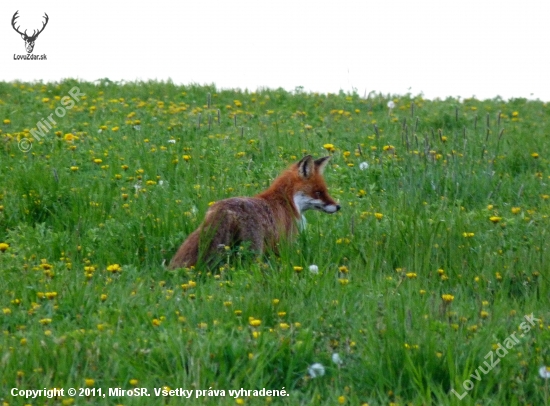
left=11, top=11, right=49, bottom=53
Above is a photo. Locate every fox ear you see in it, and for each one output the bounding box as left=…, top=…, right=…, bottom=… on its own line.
left=297, top=155, right=314, bottom=178
left=314, top=156, right=331, bottom=174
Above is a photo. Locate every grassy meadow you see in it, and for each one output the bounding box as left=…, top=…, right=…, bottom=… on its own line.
left=0, top=79, right=549, bottom=405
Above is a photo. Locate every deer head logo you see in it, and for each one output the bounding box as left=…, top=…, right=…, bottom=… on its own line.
left=11, top=11, right=49, bottom=54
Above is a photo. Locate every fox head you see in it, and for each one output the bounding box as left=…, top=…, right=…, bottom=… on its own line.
left=293, top=155, right=340, bottom=214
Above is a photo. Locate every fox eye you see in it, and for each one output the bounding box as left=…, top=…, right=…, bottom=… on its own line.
left=315, top=191, right=322, bottom=198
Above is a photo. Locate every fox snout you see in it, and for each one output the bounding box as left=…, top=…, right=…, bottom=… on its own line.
left=317, top=199, right=340, bottom=214
left=324, top=203, right=341, bottom=213
left=293, top=190, right=340, bottom=214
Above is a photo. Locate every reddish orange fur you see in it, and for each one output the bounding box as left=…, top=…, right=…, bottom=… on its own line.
left=168, top=156, right=339, bottom=270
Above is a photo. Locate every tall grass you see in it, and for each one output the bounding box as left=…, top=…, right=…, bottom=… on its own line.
left=0, top=80, right=549, bottom=405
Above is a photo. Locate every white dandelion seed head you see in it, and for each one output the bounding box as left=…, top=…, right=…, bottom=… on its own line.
left=133, top=125, right=141, bottom=131
left=331, top=353, right=343, bottom=365
left=539, top=366, right=550, bottom=379
left=168, top=139, right=176, bottom=144
left=359, top=162, right=369, bottom=170
left=308, top=363, right=325, bottom=378
left=309, top=264, right=319, bottom=274
left=387, top=100, right=396, bottom=109
left=97, top=129, right=102, bottom=133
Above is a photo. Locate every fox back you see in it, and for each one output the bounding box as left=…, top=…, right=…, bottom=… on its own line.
left=168, top=155, right=339, bottom=270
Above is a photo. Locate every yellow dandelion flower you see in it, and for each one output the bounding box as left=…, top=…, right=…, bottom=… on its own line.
left=406, top=272, right=417, bottom=279
left=531, top=152, right=539, bottom=159
left=0, top=243, right=9, bottom=252
left=511, top=207, right=521, bottom=214
left=441, top=294, right=454, bottom=303
left=3, top=119, right=11, bottom=125
left=249, top=319, right=261, bottom=327
left=374, top=212, right=383, bottom=220
left=323, top=143, right=335, bottom=152
left=129, top=379, right=138, bottom=386
left=489, top=216, right=502, bottom=223
left=93, top=158, right=103, bottom=164
left=279, top=323, right=290, bottom=330
left=106, top=264, right=121, bottom=273
left=85, top=378, right=95, bottom=387
left=293, top=266, right=303, bottom=273
left=64, top=133, right=76, bottom=142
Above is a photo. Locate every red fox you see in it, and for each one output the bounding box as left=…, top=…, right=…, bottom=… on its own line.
left=169, top=155, right=340, bottom=269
